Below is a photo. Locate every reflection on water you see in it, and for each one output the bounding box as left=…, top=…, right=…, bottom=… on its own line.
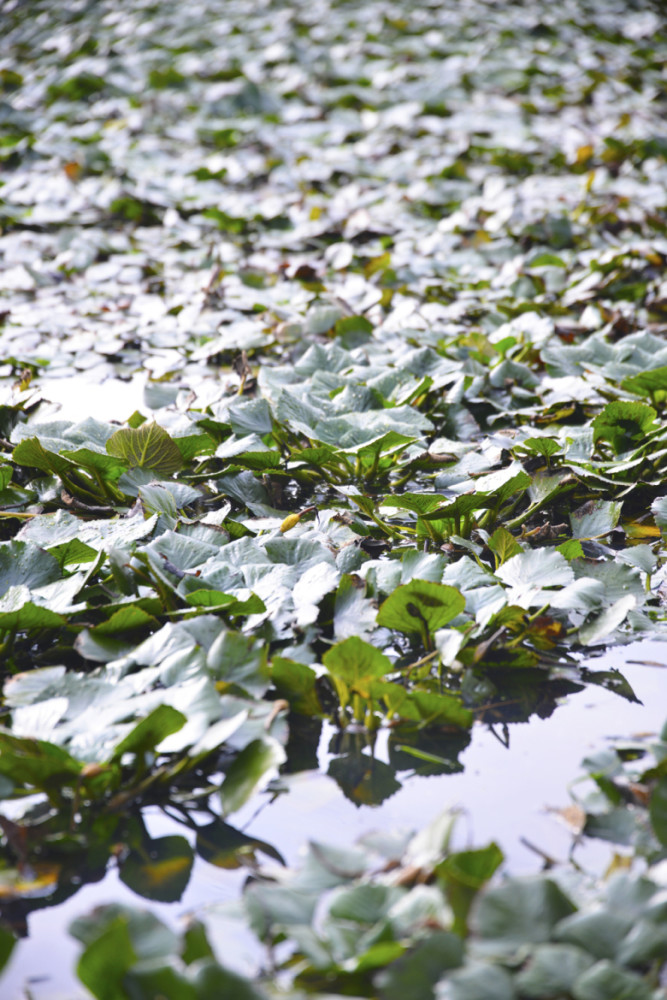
left=2, top=640, right=666, bottom=998
left=38, top=375, right=147, bottom=424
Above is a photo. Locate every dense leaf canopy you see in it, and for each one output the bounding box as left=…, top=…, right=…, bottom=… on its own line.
left=1, top=0, right=667, bottom=996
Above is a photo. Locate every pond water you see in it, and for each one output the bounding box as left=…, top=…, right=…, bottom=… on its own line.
left=37, top=374, right=148, bottom=425
left=4, top=639, right=665, bottom=1000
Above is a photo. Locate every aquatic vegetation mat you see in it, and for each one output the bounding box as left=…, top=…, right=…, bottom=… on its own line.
left=1, top=0, right=667, bottom=993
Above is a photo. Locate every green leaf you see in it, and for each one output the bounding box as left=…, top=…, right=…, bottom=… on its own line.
left=0, top=926, right=16, bottom=973
left=0, top=589, right=66, bottom=630
left=592, top=401, right=658, bottom=455
left=437, top=843, right=504, bottom=936
left=488, top=527, right=522, bottom=566
left=382, top=492, right=450, bottom=515
left=219, top=737, right=286, bottom=816
left=71, top=904, right=178, bottom=955
left=111, top=704, right=187, bottom=760
left=650, top=495, right=667, bottom=528
left=333, top=573, right=378, bottom=641
left=126, top=964, right=197, bottom=1000
left=106, top=422, right=183, bottom=475
left=617, top=917, right=667, bottom=966
left=335, top=314, right=373, bottom=340
left=206, top=630, right=270, bottom=698
left=621, top=365, right=667, bottom=403
left=119, top=835, right=193, bottom=902
left=12, top=436, right=76, bottom=477
left=419, top=493, right=491, bottom=521
left=578, top=595, right=636, bottom=646
left=474, top=468, right=532, bottom=505
left=138, top=481, right=179, bottom=520
left=472, top=877, right=576, bottom=944
left=323, top=636, right=393, bottom=706
left=375, top=931, right=463, bottom=1000
left=271, top=656, right=322, bottom=715
left=62, top=447, right=127, bottom=480
left=526, top=253, right=567, bottom=268
left=0, top=539, right=61, bottom=594
left=181, top=920, right=214, bottom=966
left=515, top=944, right=594, bottom=998
left=173, top=432, right=217, bottom=462
left=447, top=962, right=517, bottom=1000
left=89, top=606, right=158, bottom=636
left=570, top=501, right=622, bottom=539
left=0, top=731, right=82, bottom=788
left=395, top=690, right=473, bottom=730
left=516, top=436, right=563, bottom=459
left=649, top=775, right=667, bottom=846
left=72, top=907, right=179, bottom=1000
left=555, top=911, right=632, bottom=960
left=571, top=959, right=653, bottom=1000
left=76, top=916, right=137, bottom=1000
left=184, top=589, right=265, bottom=614
left=48, top=537, right=97, bottom=567
left=557, top=538, right=585, bottom=560
left=583, top=807, right=638, bottom=845
left=377, top=580, right=465, bottom=635
left=190, top=960, right=266, bottom=1000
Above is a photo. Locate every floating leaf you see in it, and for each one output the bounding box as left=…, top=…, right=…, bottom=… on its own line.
left=388, top=689, right=473, bottom=730
left=437, top=843, right=504, bottom=936
left=106, top=422, right=183, bottom=475
left=0, top=731, right=82, bottom=788
left=323, top=636, right=393, bottom=708
left=374, top=931, right=463, bottom=1000
left=571, top=960, right=653, bottom=1000
left=472, top=877, right=577, bottom=944
left=446, top=963, right=516, bottom=1000
left=271, top=656, right=322, bottom=715
left=571, top=500, right=622, bottom=539
left=514, top=944, right=594, bottom=997
left=12, top=436, right=77, bottom=478
left=382, top=492, right=450, bottom=516
left=0, top=539, right=61, bottom=594
left=377, top=580, right=465, bottom=636
left=0, top=588, right=66, bottom=631
left=76, top=916, right=137, bottom=1000
left=184, top=589, right=265, bottom=614
left=621, top=366, right=667, bottom=404
left=111, top=704, right=187, bottom=760
left=578, top=595, right=636, bottom=646
left=488, top=527, right=522, bottom=566
left=592, top=401, right=658, bottom=455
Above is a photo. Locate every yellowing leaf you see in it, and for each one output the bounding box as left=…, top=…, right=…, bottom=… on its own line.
left=575, top=143, right=594, bottom=164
